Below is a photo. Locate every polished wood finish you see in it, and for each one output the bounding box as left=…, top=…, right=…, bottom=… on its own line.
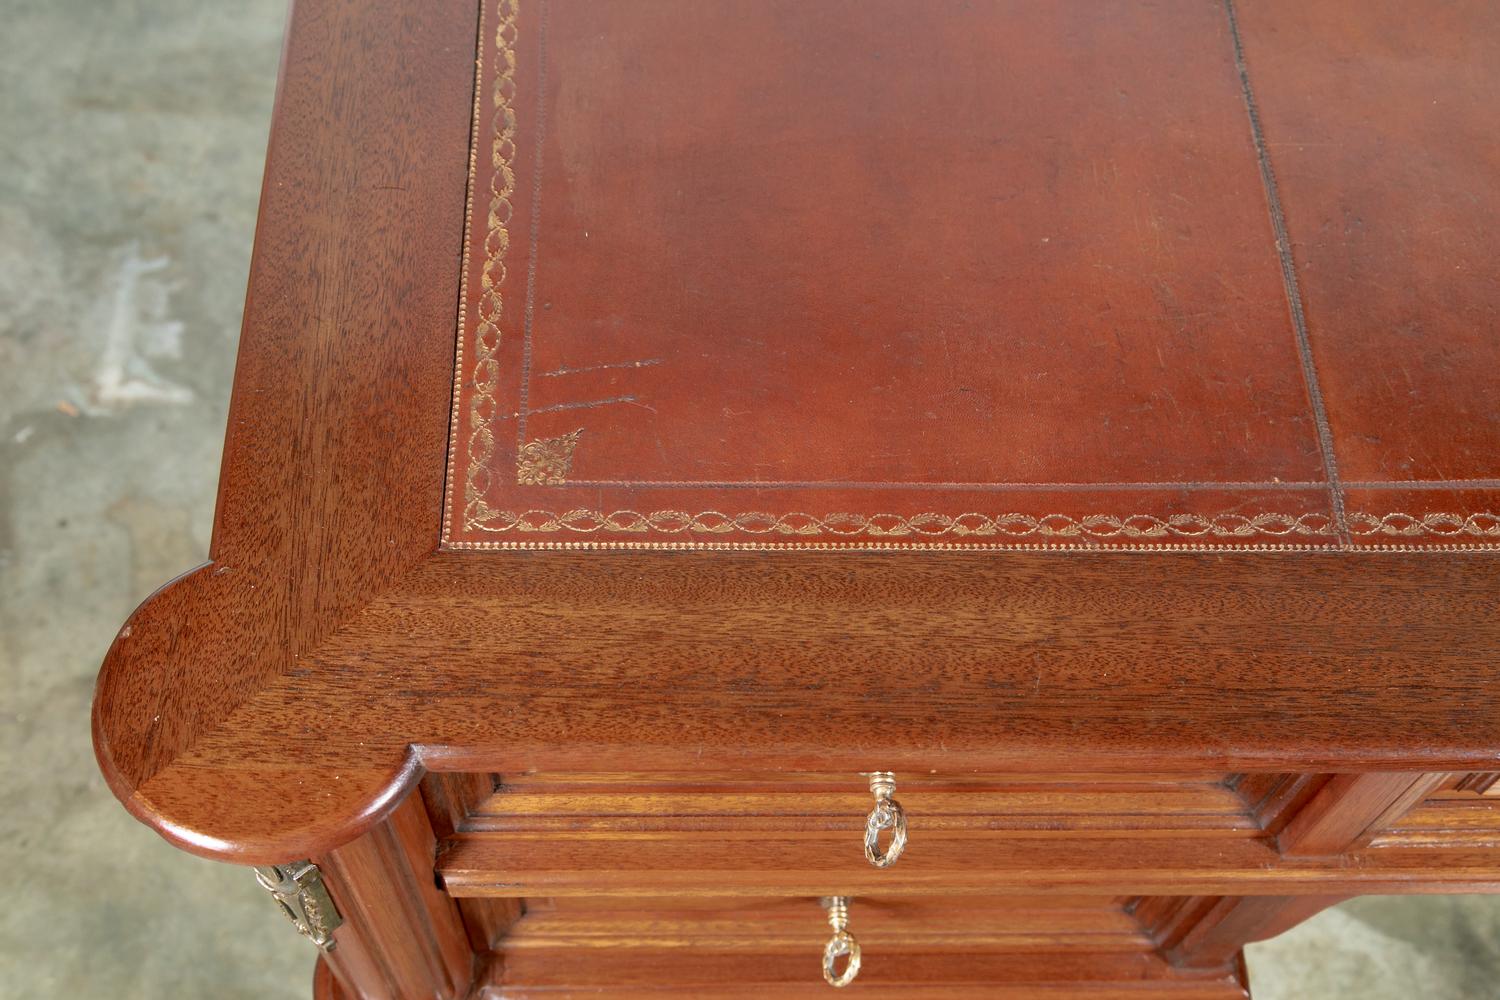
left=315, top=795, right=475, bottom=999
left=437, top=831, right=1500, bottom=898
left=1277, top=772, right=1452, bottom=856
left=1141, top=895, right=1345, bottom=971
left=98, top=548, right=1500, bottom=864
left=474, top=896, right=1251, bottom=998
left=419, top=772, right=524, bottom=953
left=437, top=771, right=1500, bottom=897
left=91, top=0, right=478, bottom=861
left=90, top=1, right=1500, bottom=996
left=91, top=0, right=1500, bottom=864
left=461, top=771, right=1266, bottom=836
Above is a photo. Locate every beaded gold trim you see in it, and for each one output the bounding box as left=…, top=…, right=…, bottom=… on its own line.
left=457, top=509, right=1500, bottom=542
left=460, top=0, right=520, bottom=534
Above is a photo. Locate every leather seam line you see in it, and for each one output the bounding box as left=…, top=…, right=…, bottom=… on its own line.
left=1223, top=0, right=1350, bottom=546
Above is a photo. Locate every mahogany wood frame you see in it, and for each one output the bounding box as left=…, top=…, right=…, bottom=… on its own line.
left=90, top=1, right=1500, bottom=996
left=90, top=0, right=1500, bottom=868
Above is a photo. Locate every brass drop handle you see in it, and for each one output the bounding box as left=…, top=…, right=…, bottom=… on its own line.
left=820, top=896, right=862, bottom=988
left=863, top=771, right=907, bottom=868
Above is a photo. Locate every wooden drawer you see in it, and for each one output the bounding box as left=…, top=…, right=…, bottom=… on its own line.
left=458, top=771, right=1268, bottom=836
left=436, top=770, right=1292, bottom=898
left=414, top=771, right=1500, bottom=995
left=433, top=770, right=1500, bottom=899
left=468, top=896, right=1251, bottom=999
left=1373, top=777, right=1500, bottom=849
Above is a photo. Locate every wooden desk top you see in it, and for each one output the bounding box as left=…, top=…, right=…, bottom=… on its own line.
left=93, top=0, right=1500, bottom=864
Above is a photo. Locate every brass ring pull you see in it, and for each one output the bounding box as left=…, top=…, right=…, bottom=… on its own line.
left=863, top=772, right=907, bottom=868
left=820, top=896, right=862, bottom=988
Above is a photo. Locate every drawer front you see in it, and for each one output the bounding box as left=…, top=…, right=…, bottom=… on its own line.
left=473, top=895, right=1250, bottom=998
left=436, top=770, right=1308, bottom=898
left=433, top=770, right=1500, bottom=898
left=417, top=770, right=1500, bottom=995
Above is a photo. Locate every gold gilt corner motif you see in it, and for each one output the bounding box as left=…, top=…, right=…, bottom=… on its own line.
left=517, top=428, right=582, bottom=485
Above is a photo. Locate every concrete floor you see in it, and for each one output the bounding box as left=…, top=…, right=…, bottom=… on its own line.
left=1, top=1, right=1497, bottom=997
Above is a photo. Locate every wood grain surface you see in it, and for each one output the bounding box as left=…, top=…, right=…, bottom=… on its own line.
left=91, top=0, right=478, bottom=859
left=91, top=0, right=1500, bottom=871
left=472, top=896, right=1252, bottom=998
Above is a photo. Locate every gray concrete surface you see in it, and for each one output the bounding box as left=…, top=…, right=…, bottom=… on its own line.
left=1, top=1, right=312, bottom=996
left=0, top=1, right=1497, bottom=998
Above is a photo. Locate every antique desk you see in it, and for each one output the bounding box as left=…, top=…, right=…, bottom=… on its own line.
left=93, top=1, right=1500, bottom=996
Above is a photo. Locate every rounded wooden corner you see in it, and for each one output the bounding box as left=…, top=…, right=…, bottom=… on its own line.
left=126, top=750, right=426, bottom=865
left=92, top=561, right=428, bottom=864
left=91, top=562, right=217, bottom=808
left=89, top=0, right=480, bottom=867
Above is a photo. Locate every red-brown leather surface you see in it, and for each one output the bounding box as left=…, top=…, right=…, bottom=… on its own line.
left=1235, top=0, right=1500, bottom=500
left=445, top=0, right=1500, bottom=549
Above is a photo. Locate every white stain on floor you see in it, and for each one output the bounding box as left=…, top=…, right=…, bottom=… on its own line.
left=92, top=242, right=193, bottom=408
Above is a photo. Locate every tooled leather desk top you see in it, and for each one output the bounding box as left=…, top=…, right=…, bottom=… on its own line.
left=446, top=0, right=1500, bottom=551
left=92, top=0, right=1500, bottom=864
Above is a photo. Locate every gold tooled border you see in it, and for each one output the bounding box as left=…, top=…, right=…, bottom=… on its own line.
left=444, top=508, right=1500, bottom=551
left=441, top=0, right=489, bottom=542
left=446, top=0, right=520, bottom=540
left=440, top=1, right=1500, bottom=554
left=445, top=540, right=1500, bottom=553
